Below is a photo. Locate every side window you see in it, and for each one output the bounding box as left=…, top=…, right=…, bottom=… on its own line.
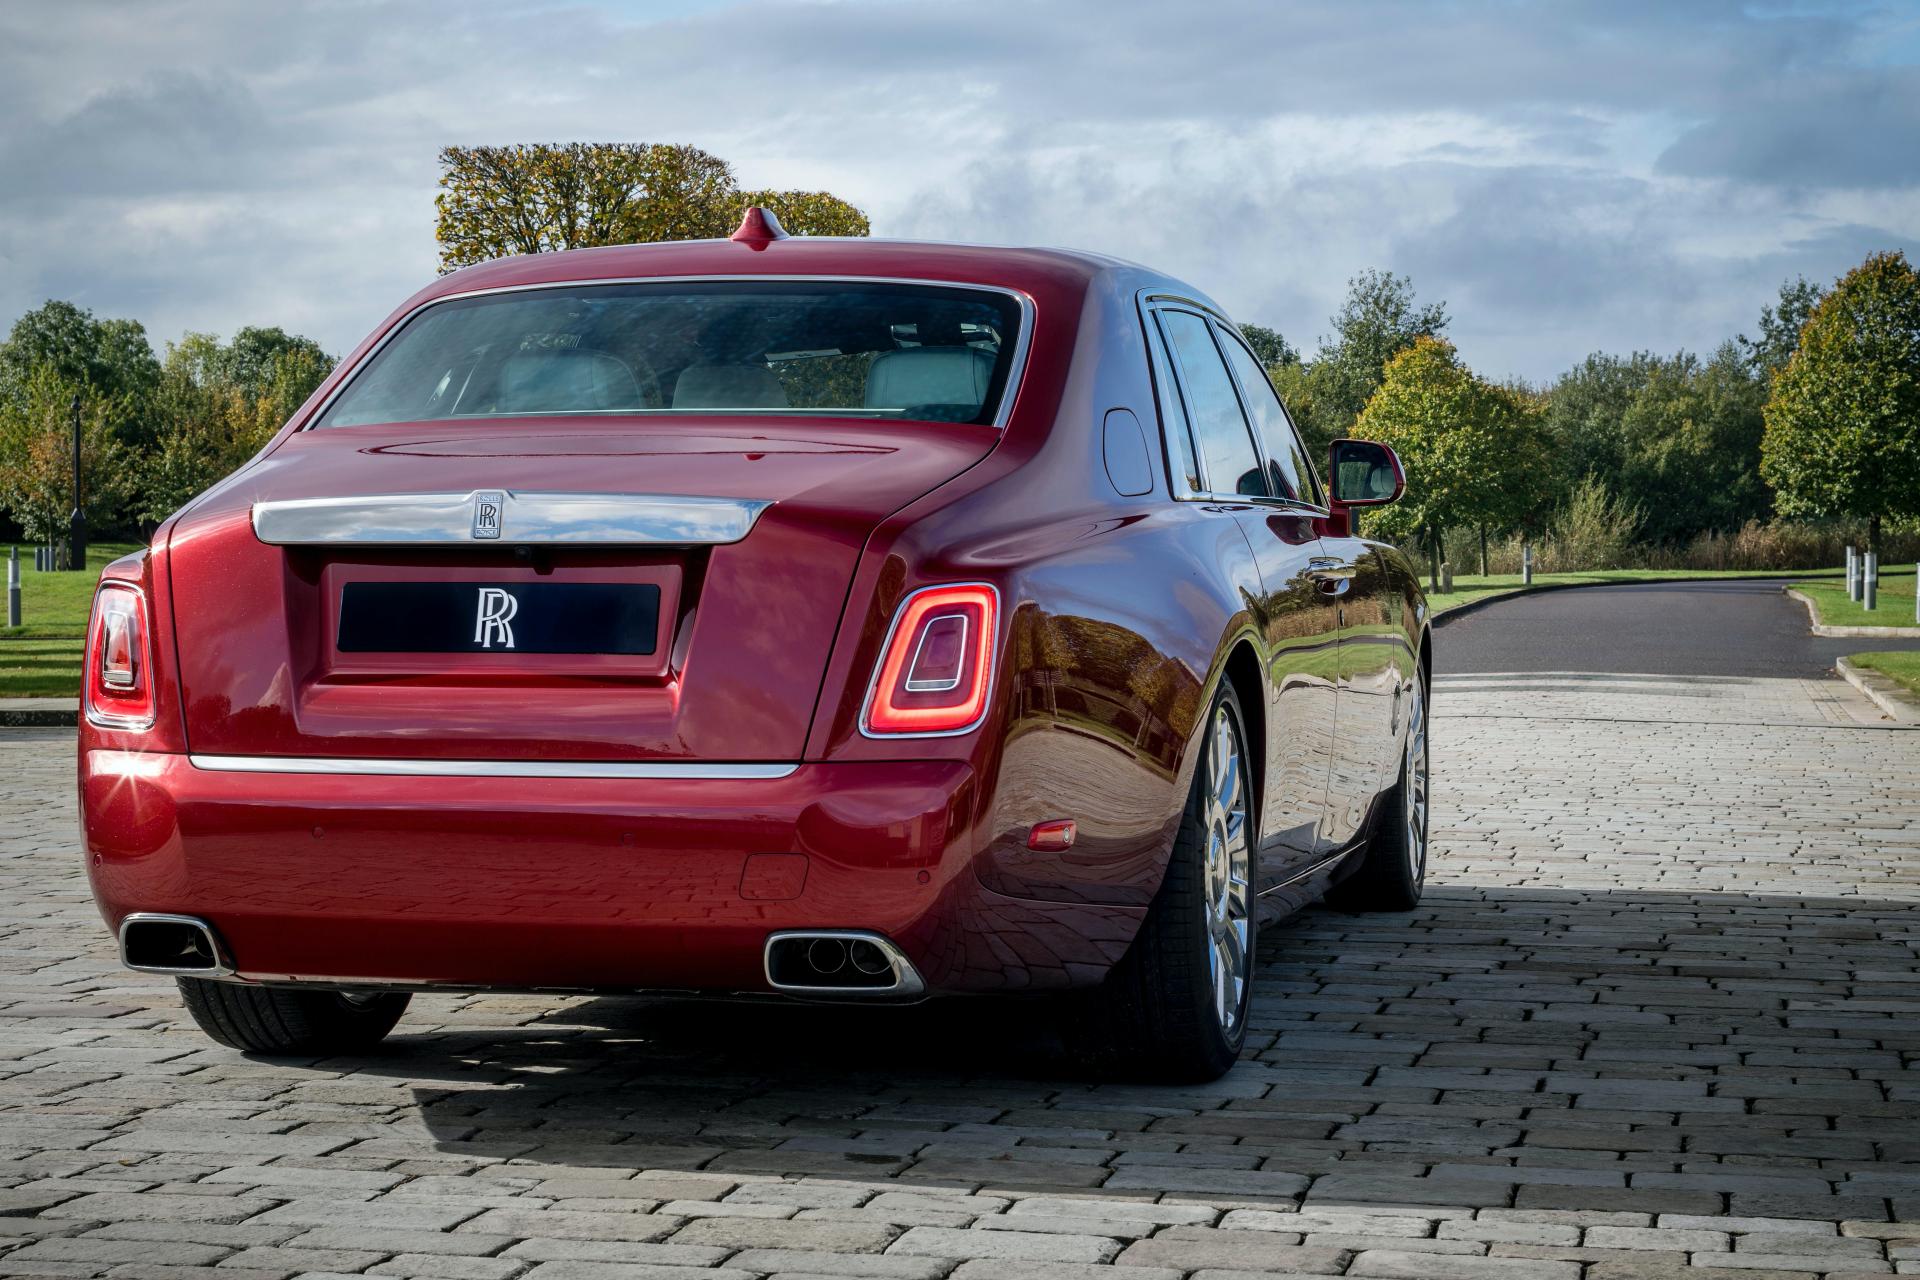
left=1218, top=330, right=1319, bottom=505
left=1158, top=310, right=1269, bottom=498
left=1144, top=314, right=1203, bottom=494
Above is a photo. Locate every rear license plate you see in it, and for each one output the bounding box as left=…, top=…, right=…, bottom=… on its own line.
left=337, top=582, right=660, bottom=655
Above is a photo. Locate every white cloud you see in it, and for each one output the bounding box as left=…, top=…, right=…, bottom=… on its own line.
left=0, top=0, right=1914, bottom=382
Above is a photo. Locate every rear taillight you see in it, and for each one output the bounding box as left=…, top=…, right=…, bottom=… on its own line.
left=861, top=583, right=998, bottom=737
left=85, top=583, right=155, bottom=730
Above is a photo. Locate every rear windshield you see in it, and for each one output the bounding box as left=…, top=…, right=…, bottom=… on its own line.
left=314, top=280, right=1025, bottom=429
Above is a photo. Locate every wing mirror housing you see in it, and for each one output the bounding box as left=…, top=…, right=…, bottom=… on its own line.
left=1321, top=438, right=1404, bottom=536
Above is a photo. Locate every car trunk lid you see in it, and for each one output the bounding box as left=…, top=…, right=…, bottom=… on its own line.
left=167, top=417, right=996, bottom=761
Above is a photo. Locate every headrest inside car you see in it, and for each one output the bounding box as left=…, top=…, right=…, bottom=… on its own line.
left=865, top=347, right=995, bottom=412
left=497, top=350, right=642, bottom=413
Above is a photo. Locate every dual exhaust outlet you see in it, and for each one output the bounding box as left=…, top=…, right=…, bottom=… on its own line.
left=119, top=915, right=925, bottom=999
left=762, top=930, right=925, bottom=997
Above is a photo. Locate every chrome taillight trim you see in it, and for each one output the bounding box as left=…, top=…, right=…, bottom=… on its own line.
left=83, top=582, right=157, bottom=732
left=857, top=581, right=1000, bottom=740
left=188, top=755, right=798, bottom=780
left=251, top=490, right=772, bottom=547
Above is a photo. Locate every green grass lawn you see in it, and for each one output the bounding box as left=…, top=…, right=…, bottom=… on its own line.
left=0, top=542, right=142, bottom=697
left=1424, top=564, right=1907, bottom=616
left=1786, top=576, right=1920, bottom=630
left=1849, top=651, right=1920, bottom=696
left=0, top=548, right=1907, bottom=699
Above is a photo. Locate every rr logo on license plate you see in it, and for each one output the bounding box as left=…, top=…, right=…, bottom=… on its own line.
left=474, top=587, right=518, bottom=650
left=471, top=491, right=504, bottom=539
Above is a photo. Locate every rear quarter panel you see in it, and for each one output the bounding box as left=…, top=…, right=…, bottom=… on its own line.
left=809, top=265, right=1263, bottom=909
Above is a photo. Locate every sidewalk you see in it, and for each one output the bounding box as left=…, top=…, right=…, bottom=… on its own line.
left=0, top=696, right=76, bottom=727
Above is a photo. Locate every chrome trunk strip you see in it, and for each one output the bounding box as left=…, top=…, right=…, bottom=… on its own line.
left=251, top=490, right=771, bottom=546
left=189, top=755, right=798, bottom=780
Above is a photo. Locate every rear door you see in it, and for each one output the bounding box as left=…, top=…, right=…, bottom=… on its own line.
left=1146, top=301, right=1339, bottom=879
left=1213, top=328, right=1376, bottom=851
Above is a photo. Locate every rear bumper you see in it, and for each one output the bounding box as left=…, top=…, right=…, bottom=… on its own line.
left=80, top=750, right=1142, bottom=994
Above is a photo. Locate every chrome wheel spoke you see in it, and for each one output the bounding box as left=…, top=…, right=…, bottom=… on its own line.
left=1200, top=702, right=1250, bottom=1037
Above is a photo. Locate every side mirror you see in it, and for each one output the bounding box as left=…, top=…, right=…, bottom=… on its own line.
left=1329, top=439, right=1405, bottom=507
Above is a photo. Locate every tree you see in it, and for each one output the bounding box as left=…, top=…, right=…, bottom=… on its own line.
left=435, top=143, right=870, bottom=270
left=1311, top=269, right=1449, bottom=433
left=1238, top=324, right=1297, bottom=369
left=1351, top=337, right=1551, bottom=589
left=135, top=330, right=335, bottom=525
left=1761, top=250, right=1920, bottom=555
left=1615, top=343, right=1768, bottom=543
left=0, top=366, right=135, bottom=542
left=1741, top=276, right=1825, bottom=381
left=0, top=300, right=160, bottom=448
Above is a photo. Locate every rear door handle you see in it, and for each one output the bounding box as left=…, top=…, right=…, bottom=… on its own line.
left=1307, top=557, right=1355, bottom=579
left=1307, top=557, right=1355, bottom=596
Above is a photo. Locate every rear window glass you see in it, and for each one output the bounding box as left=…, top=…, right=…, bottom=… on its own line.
left=314, top=280, right=1025, bottom=429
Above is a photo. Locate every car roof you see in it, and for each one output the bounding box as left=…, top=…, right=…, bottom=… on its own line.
left=413, top=234, right=1225, bottom=318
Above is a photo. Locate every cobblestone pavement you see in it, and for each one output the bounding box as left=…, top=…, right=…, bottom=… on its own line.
left=3, top=673, right=1917, bottom=1279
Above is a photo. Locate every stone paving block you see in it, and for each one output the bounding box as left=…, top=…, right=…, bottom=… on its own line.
left=887, top=1224, right=1119, bottom=1263
left=1112, top=1225, right=1349, bottom=1272
left=728, top=1248, right=953, bottom=1278
left=519, top=1263, right=757, bottom=1280
left=673, top=1214, right=899, bottom=1252
left=368, top=1254, right=526, bottom=1279
left=1347, top=1248, right=1581, bottom=1277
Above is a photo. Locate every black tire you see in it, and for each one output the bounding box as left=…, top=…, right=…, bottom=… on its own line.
left=1328, top=668, right=1429, bottom=912
left=177, top=978, right=409, bottom=1055
left=1074, top=681, right=1257, bottom=1083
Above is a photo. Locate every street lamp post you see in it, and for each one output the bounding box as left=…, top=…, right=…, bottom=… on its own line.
left=68, top=393, right=86, bottom=572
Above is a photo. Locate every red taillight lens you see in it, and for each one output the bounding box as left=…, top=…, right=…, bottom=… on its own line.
left=86, top=584, right=155, bottom=729
left=862, top=583, right=998, bottom=736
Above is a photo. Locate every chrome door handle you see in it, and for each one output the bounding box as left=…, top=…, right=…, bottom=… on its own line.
left=1306, top=557, right=1355, bottom=580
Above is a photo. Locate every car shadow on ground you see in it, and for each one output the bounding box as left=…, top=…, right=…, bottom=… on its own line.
left=332, top=884, right=1920, bottom=1215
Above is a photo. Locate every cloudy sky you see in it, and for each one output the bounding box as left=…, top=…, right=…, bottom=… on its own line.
left=1, top=0, right=1915, bottom=383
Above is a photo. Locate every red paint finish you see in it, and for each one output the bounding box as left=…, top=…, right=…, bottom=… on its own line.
left=79, top=233, right=1427, bottom=999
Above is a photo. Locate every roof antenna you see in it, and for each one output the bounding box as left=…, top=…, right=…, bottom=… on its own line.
left=730, top=206, right=790, bottom=250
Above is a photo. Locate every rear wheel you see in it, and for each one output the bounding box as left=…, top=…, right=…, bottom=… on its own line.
left=177, top=978, right=409, bottom=1055
left=1329, top=670, right=1429, bottom=912
left=1075, top=682, right=1256, bottom=1082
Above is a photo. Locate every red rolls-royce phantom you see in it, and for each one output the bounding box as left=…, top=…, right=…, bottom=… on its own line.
left=79, top=209, right=1429, bottom=1081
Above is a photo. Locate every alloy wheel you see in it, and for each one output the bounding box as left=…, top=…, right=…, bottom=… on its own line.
left=1202, top=703, right=1251, bottom=1035
left=1404, top=678, right=1429, bottom=883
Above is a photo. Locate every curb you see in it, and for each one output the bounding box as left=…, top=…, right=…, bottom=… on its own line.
left=1433, top=579, right=1604, bottom=625
left=0, top=699, right=79, bottom=728
left=1783, top=588, right=1920, bottom=638
left=1836, top=657, right=1920, bottom=726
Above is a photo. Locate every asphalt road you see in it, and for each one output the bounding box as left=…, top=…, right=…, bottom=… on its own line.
left=1433, top=577, right=1920, bottom=677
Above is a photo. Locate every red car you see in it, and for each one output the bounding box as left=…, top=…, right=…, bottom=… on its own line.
left=79, top=210, right=1428, bottom=1081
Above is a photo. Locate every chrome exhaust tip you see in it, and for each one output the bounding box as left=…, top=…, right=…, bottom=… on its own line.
left=764, top=930, right=925, bottom=997
left=118, top=913, right=234, bottom=976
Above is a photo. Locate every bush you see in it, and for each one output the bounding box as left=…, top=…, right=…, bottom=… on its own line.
left=1397, top=481, right=1920, bottom=577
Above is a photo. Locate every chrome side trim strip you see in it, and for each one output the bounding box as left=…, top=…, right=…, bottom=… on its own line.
left=252, top=490, right=771, bottom=547
left=189, top=755, right=799, bottom=780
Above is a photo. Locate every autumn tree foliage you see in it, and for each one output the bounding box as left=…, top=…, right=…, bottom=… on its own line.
left=434, top=143, right=870, bottom=270
left=1761, top=250, right=1920, bottom=555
